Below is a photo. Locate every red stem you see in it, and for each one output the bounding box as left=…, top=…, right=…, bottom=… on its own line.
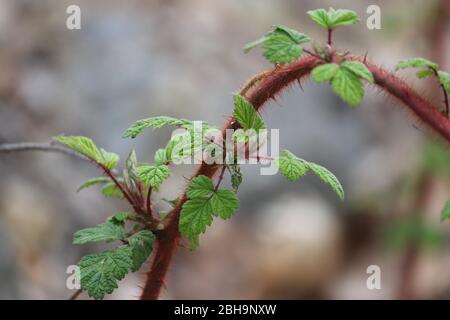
left=140, top=55, right=450, bottom=300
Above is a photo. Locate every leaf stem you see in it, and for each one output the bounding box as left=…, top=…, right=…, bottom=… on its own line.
left=214, top=165, right=226, bottom=192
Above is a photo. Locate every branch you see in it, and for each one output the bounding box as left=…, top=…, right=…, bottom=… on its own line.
left=141, top=54, right=450, bottom=300
left=0, top=142, right=89, bottom=161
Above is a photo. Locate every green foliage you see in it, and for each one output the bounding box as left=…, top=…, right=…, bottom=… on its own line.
left=137, top=164, right=170, bottom=189
left=123, top=116, right=192, bottom=139
left=311, top=61, right=372, bottom=107
left=73, top=221, right=125, bottom=245
left=128, top=230, right=155, bottom=272
left=311, top=63, right=339, bottom=83
left=395, top=58, right=439, bottom=71
left=441, top=198, right=450, bottom=222
left=101, top=182, right=124, bottom=199
left=244, top=25, right=310, bottom=64
left=180, top=175, right=240, bottom=249
left=154, top=148, right=168, bottom=165
left=108, top=211, right=136, bottom=223
left=307, top=8, right=360, bottom=29
left=438, top=71, right=450, bottom=92
left=54, top=136, right=119, bottom=169
left=275, top=150, right=344, bottom=200
left=233, top=94, right=265, bottom=131
left=79, top=246, right=133, bottom=300
left=77, top=177, right=111, bottom=192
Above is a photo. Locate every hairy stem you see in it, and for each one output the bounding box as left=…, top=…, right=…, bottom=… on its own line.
left=141, top=54, right=450, bottom=299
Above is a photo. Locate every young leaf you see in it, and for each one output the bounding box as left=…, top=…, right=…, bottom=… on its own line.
left=276, top=150, right=308, bottom=181
left=137, top=164, right=170, bottom=189
left=77, top=177, right=111, bottom=192
left=54, top=136, right=101, bottom=161
left=416, top=69, right=434, bottom=79
left=307, top=8, right=359, bottom=29
left=99, top=149, right=119, bottom=170
left=108, top=211, right=136, bottom=224
left=438, top=71, right=450, bottom=92
left=307, top=162, right=345, bottom=200
left=341, top=61, right=374, bottom=83
left=306, top=8, right=329, bottom=29
left=123, top=116, right=192, bottom=139
left=128, top=230, right=155, bottom=272
left=311, top=63, right=339, bottom=83
left=154, top=148, right=168, bottom=165
left=395, top=58, right=439, bottom=71
left=210, top=189, right=240, bottom=219
left=101, top=182, right=124, bottom=199
left=187, top=175, right=215, bottom=198
left=79, top=245, right=132, bottom=300
left=243, top=25, right=310, bottom=64
left=233, top=94, right=265, bottom=131
left=441, top=197, right=450, bottom=222
left=73, top=221, right=125, bottom=245
left=331, top=68, right=364, bottom=107
left=123, top=148, right=140, bottom=194
left=179, top=197, right=214, bottom=249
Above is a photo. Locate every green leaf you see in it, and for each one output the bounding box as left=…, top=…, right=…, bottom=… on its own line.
left=306, top=8, right=329, bottom=29
left=307, top=162, right=345, bottom=200
left=441, top=197, right=450, bottom=222
left=327, top=8, right=360, bottom=27
left=416, top=69, right=434, bottom=79
left=79, top=245, right=132, bottom=300
left=229, top=165, right=243, bottom=192
left=341, top=61, right=374, bottom=83
left=395, top=58, right=439, bottom=71
left=137, top=164, right=170, bottom=189
left=179, top=197, right=214, bottom=249
left=123, top=116, right=192, bottom=139
left=54, top=136, right=101, bottom=161
left=311, top=63, right=339, bottom=83
left=187, top=175, right=214, bottom=198
left=101, top=182, right=124, bottom=199
left=438, top=71, right=450, bottom=92
left=123, top=148, right=140, bottom=194
left=54, top=136, right=119, bottom=169
left=108, top=211, right=135, bottom=224
left=233, top=95, right=265, bottom=131
left=73, top=221, right=125, bottom=245
left=243, top=25, right=310, bottom=64
left=307, top=8, right=359, bottom=29
left=211, top=189, right=240, bottom=219
left=154, top=148, right=168, bottom=165
left=99, top=149, right=119, bottom=170
left=128, top=230, right=155, bottom=272
left=262, top=31, right=303, bottom=64
left=276, top=150, right=308, bottom=181
left=77, top=177, right=111, bottom=192
left=331, top=68, right=364, bottom=107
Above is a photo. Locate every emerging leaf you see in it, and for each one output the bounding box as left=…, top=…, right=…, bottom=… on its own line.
left=233, top=95, right=265, bottom=131
left=332, top=68, right=364, bottom=107
left=441, top=197, right=450, bottom=222
left=416, top=69, right=434, bottom=79
left=438, top=71, right=450, bottom=92
left=395, top=58, right=439, bottom=71
left=137, top=164, right=170, bottom=189
left=77, top=177, right=111, bottom=192
left=123, top=116, right=192, bottom=139
left=311, top=63, right=339, bottom=83
left=99, top=149, right=119, bottom=170
left=79, top=246, right=132, bottom=300
left=243, top=25, right=310, bottom=64
left=108, top=211, right=136, bottom=224
left=73, top=221, right=125, bottom=245
left=307, top=8, right=359, bottom=29
left=154, top=148, right=168, bottom=165
left=101, top=182, right=124, bottom=199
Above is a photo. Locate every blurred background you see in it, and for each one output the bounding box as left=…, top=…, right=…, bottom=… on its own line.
left=0, top=0, right=450, bottom=299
